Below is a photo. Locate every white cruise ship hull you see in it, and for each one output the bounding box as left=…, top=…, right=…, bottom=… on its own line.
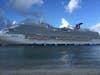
left=0, top=33, right=100, bottom=45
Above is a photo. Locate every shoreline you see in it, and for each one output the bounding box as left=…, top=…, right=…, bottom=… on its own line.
left=0, top=43, right=100, bottom=46
left=1, top=68, right=100, bottom=75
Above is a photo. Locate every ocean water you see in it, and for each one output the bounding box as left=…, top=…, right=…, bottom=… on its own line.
left=0, top=45, right=100, bottom=69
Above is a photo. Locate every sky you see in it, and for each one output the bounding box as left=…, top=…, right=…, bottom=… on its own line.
left=0, top=0, right=100, bottom=32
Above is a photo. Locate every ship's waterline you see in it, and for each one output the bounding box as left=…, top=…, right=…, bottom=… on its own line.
left=0, top=33, right=100, bottom=45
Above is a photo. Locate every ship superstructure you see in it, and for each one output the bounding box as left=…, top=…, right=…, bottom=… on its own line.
left=0, top=22, right=100, bottom=45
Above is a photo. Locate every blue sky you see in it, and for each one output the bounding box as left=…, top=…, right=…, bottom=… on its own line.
left=0, top=0, right=100, bottom=31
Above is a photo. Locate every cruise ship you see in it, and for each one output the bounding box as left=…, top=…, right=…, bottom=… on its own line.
left=0, top=22, right=100, bottom=45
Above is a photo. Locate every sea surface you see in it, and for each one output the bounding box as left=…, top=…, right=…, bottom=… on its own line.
left=0, top=45, right=100, bottom=70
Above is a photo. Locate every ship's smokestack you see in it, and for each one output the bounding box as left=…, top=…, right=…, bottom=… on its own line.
left=75, top=22, right=83, bottom=30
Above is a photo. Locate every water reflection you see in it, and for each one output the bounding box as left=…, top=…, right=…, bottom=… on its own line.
left=60, top=46, right=100, bottom=67
left=0, top=45, right=100, bottom=69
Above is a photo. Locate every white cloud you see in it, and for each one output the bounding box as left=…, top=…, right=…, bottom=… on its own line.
left=0, top=9, right=13, bottom=29
left=65, top=0, right=80, bottom=13
left=12, top=21, right=16, bottom=25
left=6, top=0, right=44, bottom=16
left=8, top=0, right=44, bottom=11
left=90, top=23, right=100, bottom=33
left=59, top=18, right=73, bottom=29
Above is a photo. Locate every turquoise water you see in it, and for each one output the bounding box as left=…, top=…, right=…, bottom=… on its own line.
left=0, top=45, right=100, bottom=69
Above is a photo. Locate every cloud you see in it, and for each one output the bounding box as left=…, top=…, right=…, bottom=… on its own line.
left=6, top=0, right=44, bottom=17
left=8, top=0, right=44, bottom=10
left=0, top=11, right=6, bottom=29
left=59, top=18, right=73, bottom=29
left=0, top=9, right=12, bottom=29
left=12, top=21, right=16, bottom=25
left=90, top=23, right=100, bottom=33
left=65, top=0, right=80, bottom=13
left=0, top=0, right=44, bottom=29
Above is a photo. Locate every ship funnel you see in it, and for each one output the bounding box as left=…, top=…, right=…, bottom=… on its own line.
left=75, top=22, right=83, bottom=30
